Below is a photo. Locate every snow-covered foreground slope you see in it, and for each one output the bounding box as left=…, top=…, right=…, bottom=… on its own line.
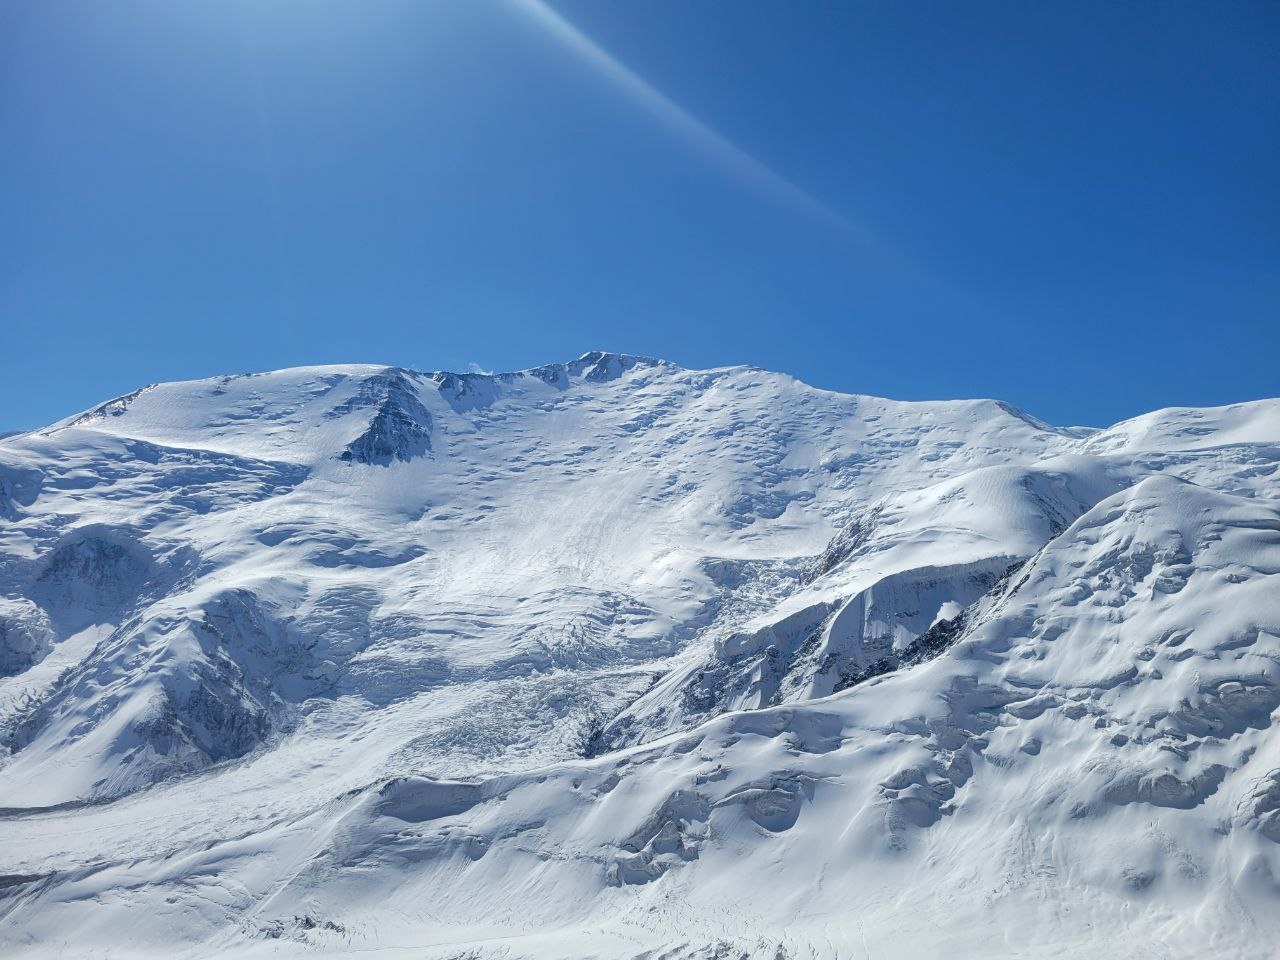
left=0, top=354, right=1277, bottom=958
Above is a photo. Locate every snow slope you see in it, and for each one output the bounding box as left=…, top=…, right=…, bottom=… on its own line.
left=0, top=353, right=1277, bottom=958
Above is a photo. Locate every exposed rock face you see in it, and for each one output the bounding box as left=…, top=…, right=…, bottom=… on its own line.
left=336, top=371, right=433, bottom=465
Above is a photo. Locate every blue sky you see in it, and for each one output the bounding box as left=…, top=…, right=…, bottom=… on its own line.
left=3, top=0, right=1277, bottom=431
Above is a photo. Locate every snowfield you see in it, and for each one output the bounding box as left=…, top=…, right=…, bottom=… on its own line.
left=0, top=353, right=1277, bottom=958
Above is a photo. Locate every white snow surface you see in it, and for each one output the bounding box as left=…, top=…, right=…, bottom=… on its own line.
left=0, top=353, right=1277, bottom=958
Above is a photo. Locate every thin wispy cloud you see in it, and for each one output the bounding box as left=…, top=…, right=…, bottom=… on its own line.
left=511, top=0, right=871, bottom=245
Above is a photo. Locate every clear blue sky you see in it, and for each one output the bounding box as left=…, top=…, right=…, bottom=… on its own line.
left=3, top=1, right=1277, bottom=431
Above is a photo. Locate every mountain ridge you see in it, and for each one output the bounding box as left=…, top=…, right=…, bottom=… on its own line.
left=29, top=352, right=1079, bottom=439
left=0, top=356, right=1277, bottom=958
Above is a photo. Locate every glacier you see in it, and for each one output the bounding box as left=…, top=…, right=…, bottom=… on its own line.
left=0, top=352, right=1277, bottom=958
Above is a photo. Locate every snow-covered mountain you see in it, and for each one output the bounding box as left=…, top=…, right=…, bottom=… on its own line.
left=0, top=353, right=1276, bottom=959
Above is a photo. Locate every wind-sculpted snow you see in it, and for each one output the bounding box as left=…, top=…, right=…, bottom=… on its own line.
left=0, top=354, right=1276, bottom=958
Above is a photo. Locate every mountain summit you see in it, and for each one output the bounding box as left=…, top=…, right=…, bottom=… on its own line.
left=1, top=357, right=1277, bottom=958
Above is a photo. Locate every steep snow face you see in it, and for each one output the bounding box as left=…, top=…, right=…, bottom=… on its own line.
left=0, top=356, right=1082, bottom=806
left=0, top=355, right=1277, bottom=959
